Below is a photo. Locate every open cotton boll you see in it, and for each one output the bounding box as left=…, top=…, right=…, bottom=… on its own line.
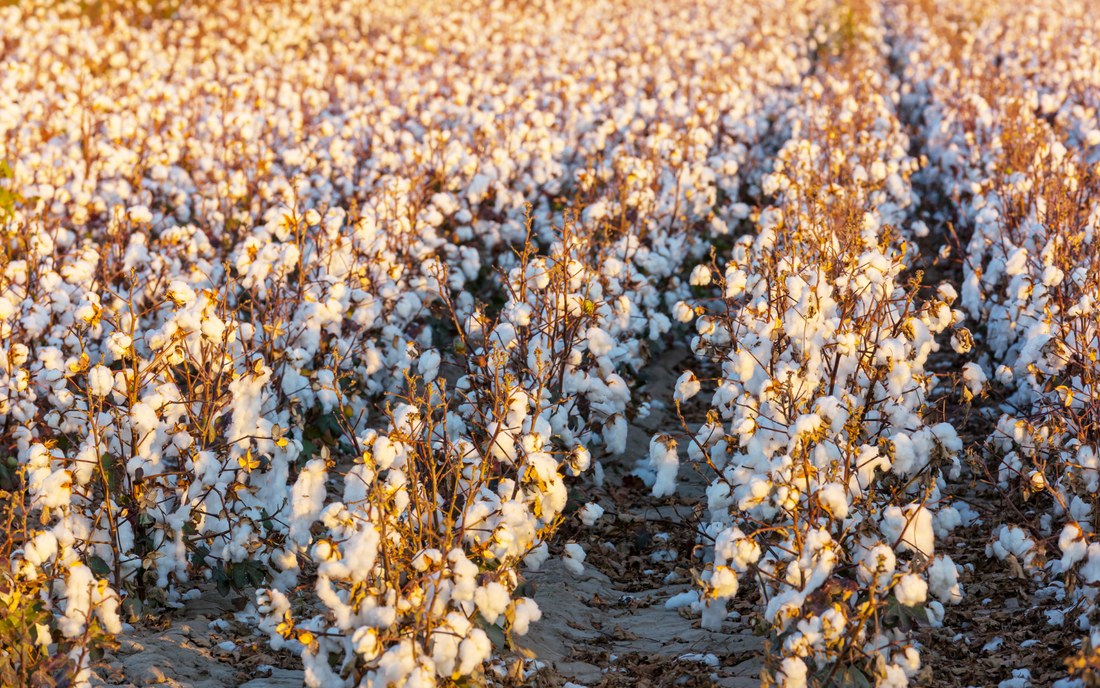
left=1060, top=523, right=1088, bottom=569
left=673, top=300, right=695, bottom=323
left=689, top=264, right=712, bottom=286
left=456, top=629, right=492, bottom=676
left=562, top=543, right=586, bottom=575
left=417, top=349, right=441, bottom=383
left=511, top=598, right=541, bottom=635
left=928, top=555, right=963, bottom=604
left=777, top=656, right=808, bottom=688
left=23, top=530, right=58, bottom=568
left=586, top=327, right=614, bottom=357
left=166, top=280, right=197, bottom=307
left=950, top=328, right=973, bottom=354
left=578, top=503, right=604, bottom=526
left=603, top=415, right=628, bottom=455
left=473, top=582, right=511, bottom=624
left=648, top=434, right=679, bottom=498
left=880, top=505, right=934, bottom=556
left=288, top=459, right=328, bottom=547
left=816, top=483, right=849, bottom=520
left=709, top=566, right=739, bottom=600
left=87, top=365, right=115, bottom=397
left=523, top=542, right=549, bottom=571
left=127, top=205, right=153, bottom=224
left=961, top=362, right=987, bottom=396
left=674, top=371, right=701, bottom=403
left=988, top=525, right=1034, bottom=562
left=894, top=573, right=928, bottom=606
left=857, top=544, right=897, bottom=589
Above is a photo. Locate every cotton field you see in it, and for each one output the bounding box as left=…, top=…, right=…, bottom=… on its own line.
left=1, top=0, right=1099, bottom=686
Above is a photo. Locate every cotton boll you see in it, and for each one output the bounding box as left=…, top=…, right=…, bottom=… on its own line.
left=128, top=205, right=153, bottom=223
left=690, top=264, right=712, bottom=286
left=724, top=268, right=748, bottom=298
left=35, top=468, right=73, bottom=509
left=648, top=434, right=679, bottom=498
left=562, top=543, right=586, bottom=575
left=950, top=328, right=973, bottom=354
left=857, top=544, right=896, bottom=589
left=777, top=656, right=807, bottom=688
left=511, top=598, right=541, bottom=635
left=894, top=573, right=928, bottom=606
left=87, top=365, right=115, bottom=397
left=568, top=446, right=592, bottom=476
left=925, top=600, right=945, bottom=627
left=473, top=582, right=510, bottom=624
left=816, top=483, right=849, bottom=520
left=881, top=505, right=934, bottom=556
left=1060, top=523, right=1088, bottom=569
left=674, top=371, right=701, bottom=403
left=961, top=362, right=987, bottom=396
left=578, top=503, right=604, bottom=526
left=24, top=531, right=58, bottom=568
left=673, top=300, right=695, bottom=322
left=523, top=542, right=549, bottom=571
left=586, top=327, right=614, bottom=357
left=709, top=566, right=739, bottom=600
left=456, top=628, right=492, bottom=676
left=288, top=460, right=327, bottom=547
left=932, top=507, right=961, bottom=537
left=928, top=555, right=963, bottom=604
left=417, top=349, right=441, bottom=383
left=603, top=415, right=628, bottom=454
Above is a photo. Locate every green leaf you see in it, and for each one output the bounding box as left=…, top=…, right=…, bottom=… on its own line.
left=88, top=556, right=111, bottom=577
left=246, top=563, right=266, bottom=588
left=121, top=597, right=145, bottom=622
left=512, top=578, right=536, bottom=599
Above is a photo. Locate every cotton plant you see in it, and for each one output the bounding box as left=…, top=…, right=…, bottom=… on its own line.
left=1, top=472, right=121, bottom=688
left=675, top=18, right=970, bottom=685
left=249, top=220, right=682, bottom=686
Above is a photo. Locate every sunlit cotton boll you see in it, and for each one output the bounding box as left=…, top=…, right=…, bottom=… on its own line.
left=689, top=264, right=712, bottom=286
left=674, top=371, right=701, bottom=403
left=127, top=205, right=153, bottom=223
left=894, top=573, right=928, bottom=606
left=87, top=365, right=115, bottom=397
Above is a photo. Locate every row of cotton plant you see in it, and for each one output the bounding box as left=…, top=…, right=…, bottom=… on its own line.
left=891, top=0, right=1100, bottom=683
left=672, top=6, right=972, bottom=686
left=251, top=222, right=679, bottom=686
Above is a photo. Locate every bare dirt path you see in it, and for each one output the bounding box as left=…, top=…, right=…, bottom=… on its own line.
left=516, top=346, right=762, bottom=687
